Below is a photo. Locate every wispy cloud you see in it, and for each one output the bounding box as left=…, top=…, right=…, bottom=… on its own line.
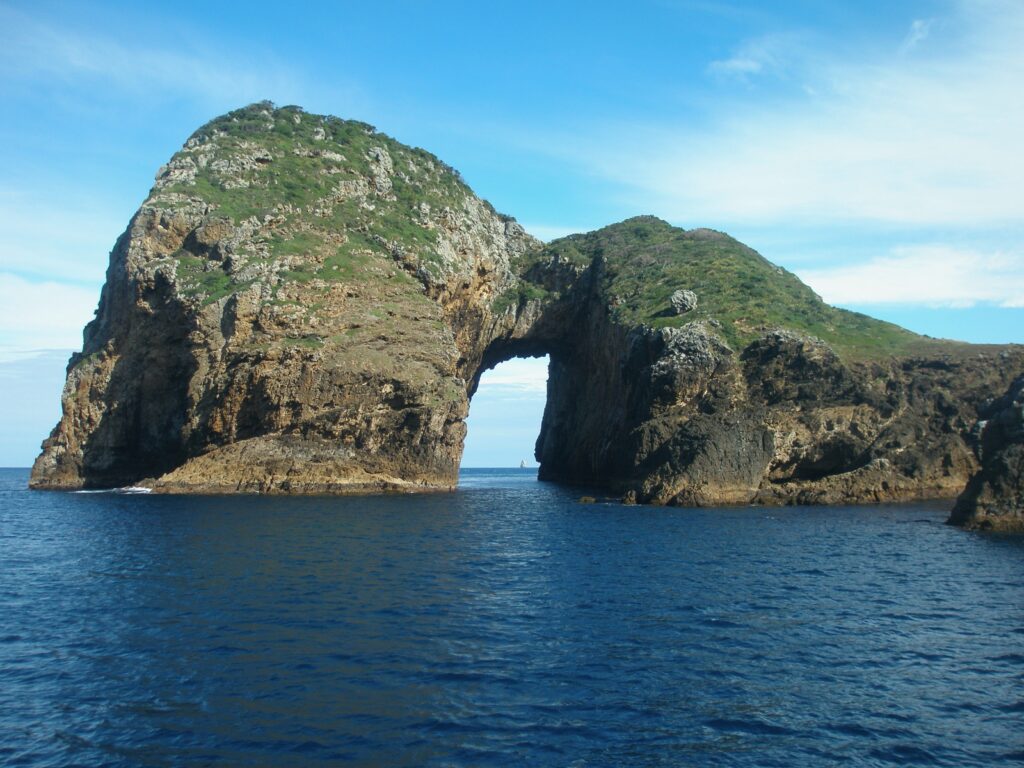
left=476, top=357, right=549, bottom=397
left=0, top=5, right=354, bottom=108
left=561, top=0, right=1024, bottom=228
left=799, top=245, right=1024, bottom=308
left=900, top=18, right=935, bottom=53
left=707, top=34, right=799, bottom=80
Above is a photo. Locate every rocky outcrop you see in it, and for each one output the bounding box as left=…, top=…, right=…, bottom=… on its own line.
left=30, top=103, right=1024, bottom=509
left=524, top=222, right=1024, bottom=507
left=948, top=377, right=1024, bottom=531
left=533, top=296, right=1022, bottom=507
left=670, top=289, right=698, bottom=314
left=31, top=104, right=537, bottom=494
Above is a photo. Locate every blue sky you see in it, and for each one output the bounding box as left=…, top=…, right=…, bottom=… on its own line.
left=1, top=0, right=1023, bottom=467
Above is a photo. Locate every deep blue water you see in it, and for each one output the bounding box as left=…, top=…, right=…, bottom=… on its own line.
left=1, top=467, right=1022, bottom=766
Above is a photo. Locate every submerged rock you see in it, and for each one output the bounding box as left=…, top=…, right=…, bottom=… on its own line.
left=29, top=103, right=1024, bottom=509
left=949, top=377, right=1024, bottom=532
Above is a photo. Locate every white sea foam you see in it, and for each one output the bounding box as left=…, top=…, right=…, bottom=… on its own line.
left=73, top=486, right=153, bottom=494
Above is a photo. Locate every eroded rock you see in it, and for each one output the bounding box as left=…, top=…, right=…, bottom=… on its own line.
left=29, top=104, right=1024, bottom=511
left=949, top=376, right=1024, bottom=531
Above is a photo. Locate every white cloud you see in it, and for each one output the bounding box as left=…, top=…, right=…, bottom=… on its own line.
left=476, top=357, right=549, bottom=396
left=799, top=245, right=1024, bottom=307
left=0, top=188, right=109, bottom=356
left=707, top=35, right=796, bottom=79
left=0, top=5, right=305, bottom=105
left=569, top=0, right=1024, bottom=228
left=0, top=273, right=98, bottom=352
left=900, top=18, right=935, bottom=53
left=708, top=54, right=767, bottom=78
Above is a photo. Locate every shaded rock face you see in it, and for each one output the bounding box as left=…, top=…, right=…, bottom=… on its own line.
left=32, top=105, right=538, bottom=494
left=949, top=377, right=1024, bottom=532
left=30, top=104, right=1024, bottom=507
left=531, top=297, right=1023, bottom=507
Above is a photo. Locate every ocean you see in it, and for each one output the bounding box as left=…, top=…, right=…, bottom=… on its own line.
left=1, top=466, right=1021, bottom=766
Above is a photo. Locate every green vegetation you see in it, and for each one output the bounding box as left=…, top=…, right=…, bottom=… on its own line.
left=527, top=216, right=925, bottom=360
left=283, top=335, right=325, bottom=350
left=268, top=230, right=323, bottom=258
left=155, top=104, right=933, bottom=363
left=318, top=235, right=376, bottom=280
left=492, top=281, right=551, bottom=314
left=153, top=101, right=480, bottom=305
left=174, top=254, right=240, bottom=305
left=162, top=101, right=469, bottom=228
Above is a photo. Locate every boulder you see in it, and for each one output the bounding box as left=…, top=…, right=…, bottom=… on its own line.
left=670, top=289, right=698, bottom=314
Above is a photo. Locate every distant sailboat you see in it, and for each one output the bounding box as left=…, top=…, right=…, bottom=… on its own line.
left=520, top=459, right=527, bottom=469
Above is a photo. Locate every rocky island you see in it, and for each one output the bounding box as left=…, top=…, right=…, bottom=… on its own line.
left=30, top=103, right=1024, bottom=529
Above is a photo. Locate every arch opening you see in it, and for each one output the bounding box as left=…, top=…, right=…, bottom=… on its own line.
left=461, top=355, right=550, bottom=469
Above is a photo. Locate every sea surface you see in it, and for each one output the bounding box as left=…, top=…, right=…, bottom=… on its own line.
left=1, top=467, right=1022, bottom=766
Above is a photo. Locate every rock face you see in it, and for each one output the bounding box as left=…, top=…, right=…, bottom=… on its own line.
left=524, top=224, right=1024, bottom=507
left=30, top=103, right=1024, bottom=507
left=949, top=377, right=1024, bottom=531
left=31, top=104, right=537, bottom=493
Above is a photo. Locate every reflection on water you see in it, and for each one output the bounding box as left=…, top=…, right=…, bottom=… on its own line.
left=1, top=467, right=1022, bottom=766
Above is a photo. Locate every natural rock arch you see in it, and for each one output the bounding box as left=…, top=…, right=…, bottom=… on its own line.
left=29, top=104, right=1024, bottom=526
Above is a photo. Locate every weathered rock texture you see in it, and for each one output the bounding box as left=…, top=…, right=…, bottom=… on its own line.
left=949, top=377, right=1024, bottom=531
left=31, top=104, right=537, bottom=493
left=521, top=224, right=1024, bottom=507
left=31, top=103, right=1024, bottom=508
left=670, top=289, right=698, bottom=314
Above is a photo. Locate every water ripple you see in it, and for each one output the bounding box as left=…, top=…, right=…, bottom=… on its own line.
left=1, top=467, right=1022, bottom=766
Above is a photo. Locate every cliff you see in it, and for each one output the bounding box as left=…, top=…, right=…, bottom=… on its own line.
left=30, top=103, right=1024, bottom=507
left=949, top=376, right=1024, bottom=531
